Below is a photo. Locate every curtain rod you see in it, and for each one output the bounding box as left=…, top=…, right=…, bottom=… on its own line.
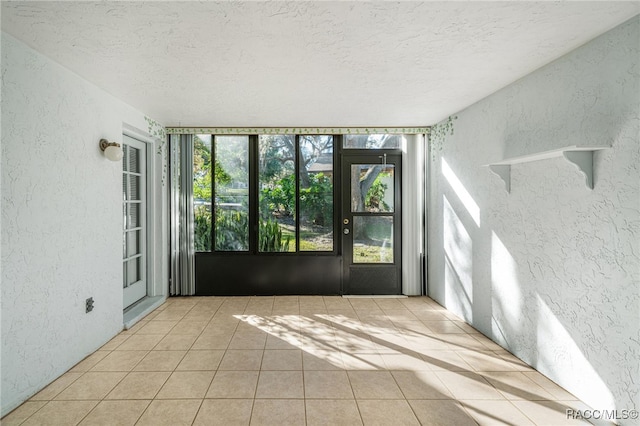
left=166, top=127, right=430, bottom=135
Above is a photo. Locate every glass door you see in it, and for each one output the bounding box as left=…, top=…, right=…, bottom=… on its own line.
left=341, top=154, right=401, bottom=294
left=123, top=135, right=147, bottom=309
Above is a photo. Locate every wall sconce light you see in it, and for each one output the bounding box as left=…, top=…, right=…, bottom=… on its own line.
left=99, top=139, right=123, bottom=161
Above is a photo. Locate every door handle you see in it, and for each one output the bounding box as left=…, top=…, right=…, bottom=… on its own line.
left=343, top=228, right=350, bottom=235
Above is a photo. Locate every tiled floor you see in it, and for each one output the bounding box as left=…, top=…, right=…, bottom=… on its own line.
left=3, top=296, right=592, bottom=425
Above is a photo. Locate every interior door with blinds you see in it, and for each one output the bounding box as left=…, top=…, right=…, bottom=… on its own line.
left=122, top=135, right=147, bottom=309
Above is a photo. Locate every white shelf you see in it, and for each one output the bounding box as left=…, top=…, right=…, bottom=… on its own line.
left=485, top=145, right=609, bottom=193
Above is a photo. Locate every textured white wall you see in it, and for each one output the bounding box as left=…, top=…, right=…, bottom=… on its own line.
left=428, top=16, right=639, bottom=417
left=0, top=33, right=164, bottom=415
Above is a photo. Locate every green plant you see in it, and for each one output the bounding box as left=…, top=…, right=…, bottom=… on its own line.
left=194, top=206, right=212, bottom=252
left=300, top=173, right=333, bottom=226
left=259, top=219, right=290, bottom=252
left=365, top=174, right=390, bottom=211
left=429, top=115, right=457, bottom=160
left=215, top=209, right=249, bottom=251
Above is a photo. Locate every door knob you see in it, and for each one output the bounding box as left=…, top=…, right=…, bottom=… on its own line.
left=343, top=228, right=350, bottom=235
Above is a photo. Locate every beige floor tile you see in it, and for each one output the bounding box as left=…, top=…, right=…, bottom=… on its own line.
left=457, top=350, right=519, bottom=372
left=100, top=334, right=130, bottom=350
left=152, top=309, right=189, bottom=321
left=306, top=399, right=363, bottom=426
left=394, top=320, right=433, bottom=334
left=155, top=371, right=214, bottom=399
left=115, top=334, right=164, bottom=351
left=303, top=350, right=345, bottom=370
left=135, top=320, right=178, bottom=335
left=219, top=350, right=264, bottom=370
left=357, top=400, right=420, bottom=425
left=135, top=399, right=201, bottom=426
left=182, top=310, right=215, bottom=322
left=265, top=333, right=302, bottom=350
left=461, top=400, right=534, bottom=425
left=79, top=400, right=150, bottom=425
left=250, top=399, right=305, bottom=426
left=521, top=371, right=580, bottom=400
left=391, top=371, right=453, bottom=399
left=90, top=350, right=147, bottom=371
left=30, top=372, right=83, bottom=400
left=133, top=350, right=186, bottom=371
left=193, top=399, right=253, bottom=426
left=105, top=372, right=170, bottom=399
left=255, top=371, right=304, bottom=399
left=436, top=371, right=505, bottom=400
left=304, top=371, right=354, bottom=399
left=381, top=353, right=432, bottom=371
left=482, top=371, right=555, bottom=400
left=341, top=353, right=387, bottom=370
left=154, top=334, right=198, bottom=351
left=21, top=401, right=98, bottom=426
left=261, top=350, right=303, bottom=370
left=435, top=333, right=491, bottom=351
left=470, top=333, right=506, bottom=351
left=69, top=351, right=110, bottom=372
left=493, top=350, right=535, bottom=371
left=408, top=399, right=477, bottom=426
left=422, top=320, right=467, bottom=333
left=409, top=310, right=450, bottom=321
left=0, top=401, right=47, bottom=426
left=176, top=349, right=224, bottom=371
left=206, top=371, right=259, bottom=398
left=420, top=349, right=474, bottom=372
left=169, top=320, right=208, bottom=335
left=348, top=371, right=404, bottom=399
left=228, top=332, right=268, bottom=350
left=55, top=372, right=126, bottom=400
left=512, top=400, right=592, bottom=425
left=192, top=332, right=233, bottom=350
left=403, top=334, right=451, bottom=351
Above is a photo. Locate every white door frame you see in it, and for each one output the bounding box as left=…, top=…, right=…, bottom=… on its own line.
left=123, top=135, right=148, bottom=308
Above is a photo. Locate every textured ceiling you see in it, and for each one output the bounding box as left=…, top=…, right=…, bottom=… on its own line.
left=2, top=1, right=639, bottom=127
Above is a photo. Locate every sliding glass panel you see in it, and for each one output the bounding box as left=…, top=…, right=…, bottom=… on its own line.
left=343, top=134, right=402, bottom=149
left=193, top=134, right=212, bottom=252
left=259, top=135, right=296, bottom=252
left=353, top=216, right=394, bottom=263
left=214, top=136, right=249, bottom=251
left=299, top=136, right=333, bottom=251
left=350, top=164, right=395, bottom=212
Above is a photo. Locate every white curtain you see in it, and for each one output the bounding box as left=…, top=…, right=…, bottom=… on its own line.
left=169, top=134, right=195, bottom=296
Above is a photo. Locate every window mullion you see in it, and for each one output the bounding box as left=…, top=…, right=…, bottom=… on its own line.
left=249, top=135, right=259, bottom=254
left=210, top=135, right=216, bottom=252
left=295, top=135, right=301, bottom=253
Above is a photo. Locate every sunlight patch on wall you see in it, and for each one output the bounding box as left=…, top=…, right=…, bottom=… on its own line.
left=441, top=158, right=480, bottom=226
left=536, top=295, right=615, bottom=412
left=443, top=195, right=473, bottom=320
left=490, top=231, right=523, bottom=349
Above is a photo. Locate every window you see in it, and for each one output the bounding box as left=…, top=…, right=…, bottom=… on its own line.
left=194, top=134, right=335, bottom=254
left=299, top=136, right=333, bottom=251
left=343, top=134, right=402, bottom=149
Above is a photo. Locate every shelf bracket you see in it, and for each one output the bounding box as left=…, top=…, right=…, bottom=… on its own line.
left=488, top=165, right=511, bottom=193
left=563, top=151, right=594, bottom=189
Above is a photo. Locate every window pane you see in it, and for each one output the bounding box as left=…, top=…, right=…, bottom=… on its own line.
left=194, top=134, right=212, bottom=252
left=215, top=136, right=249, bottom=251
left=353, top=216, right=393, bottom=263
left=259, top=135, right=296, bottom=252
left=299, top=136, right=333, bottom=251
left=127, top=258, right=140, bottom=285
left=343, top=134, right=402, bottom=149
left=350, top=164, right=394, bottom=212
